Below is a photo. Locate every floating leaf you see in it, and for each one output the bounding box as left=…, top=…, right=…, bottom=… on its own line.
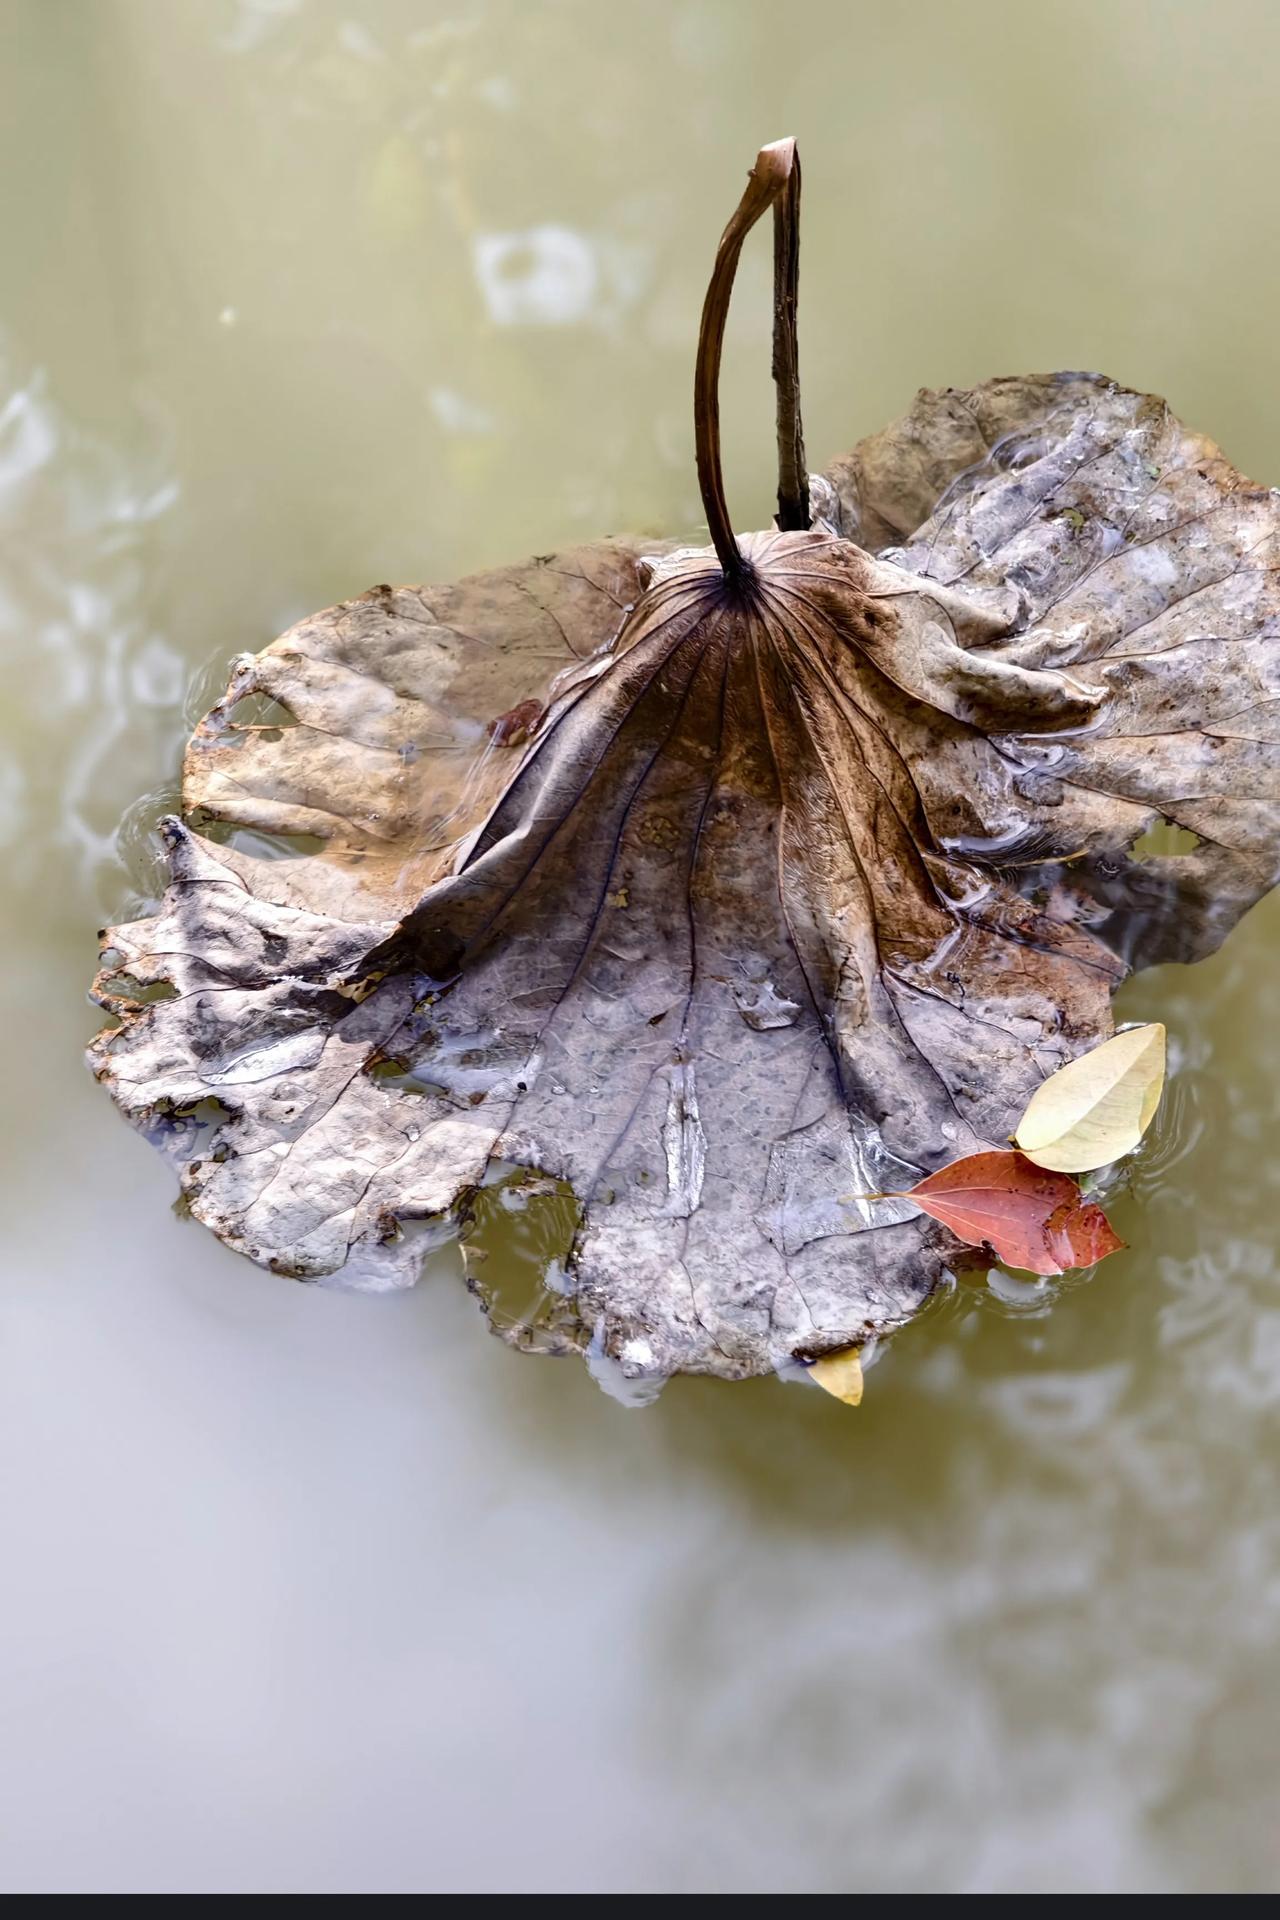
left=906, top=1151, right=1125, bottom=1276
left=809, top=1347, right=864, bottom=1406
left=1015, top=1023, right=1166, bottom=1172
left=89, top=138, right=1277, bottom=1387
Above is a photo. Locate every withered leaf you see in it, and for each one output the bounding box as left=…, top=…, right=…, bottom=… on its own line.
left=89, top=140, right=1278, bottom=1387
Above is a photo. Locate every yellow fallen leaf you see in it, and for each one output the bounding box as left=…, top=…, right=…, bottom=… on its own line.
left=1015, top=1023, right=1166, bottom=1172
left=809, top=1347, right=863, bottom=1406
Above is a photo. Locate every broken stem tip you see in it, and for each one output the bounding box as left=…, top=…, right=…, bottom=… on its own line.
left=772, top=149, right=809, bottom=532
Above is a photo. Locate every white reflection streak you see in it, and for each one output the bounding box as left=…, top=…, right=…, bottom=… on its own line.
left=473, top=226, right=600, bottom=327
left=0, top=334, right=180, bottom=901
left=217, top=0, right=304, bottom=58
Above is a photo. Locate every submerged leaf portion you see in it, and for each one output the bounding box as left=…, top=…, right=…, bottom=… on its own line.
left=1015, top=1021, right=1166, bottom=1172
left=809, top=1347, right=864, bottom=1407
left=89, top=374, right=1279, bottom=1383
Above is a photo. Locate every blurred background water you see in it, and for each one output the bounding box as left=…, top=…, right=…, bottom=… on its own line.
left=2, top=0, right=1279, bottom=1893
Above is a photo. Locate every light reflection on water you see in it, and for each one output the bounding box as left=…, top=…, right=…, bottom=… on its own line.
left=2, top=0, right=1280, bottom=1895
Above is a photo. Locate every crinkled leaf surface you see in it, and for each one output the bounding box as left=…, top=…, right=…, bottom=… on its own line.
left=823, top=373, right=1279, bottom=966
left=179, top=539, right=665, bottom=922
left=90, top=374, right=1280, bottom=1381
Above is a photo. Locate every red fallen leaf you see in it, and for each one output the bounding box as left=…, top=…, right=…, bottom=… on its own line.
left=906, top=1150, right=1125, bottom=1277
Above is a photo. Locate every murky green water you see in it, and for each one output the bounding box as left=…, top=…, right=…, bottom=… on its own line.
left=3, top=0, right=1279, bottom=1893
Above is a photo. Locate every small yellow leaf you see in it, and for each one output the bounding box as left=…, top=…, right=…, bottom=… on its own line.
left=809, top=1347, right=863, bottom=1406
left=1015, top=1023, right=1166, bottom=1173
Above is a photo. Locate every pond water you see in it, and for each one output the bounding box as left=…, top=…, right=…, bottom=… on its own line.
left=3, top=0, right=1279, bottom=1894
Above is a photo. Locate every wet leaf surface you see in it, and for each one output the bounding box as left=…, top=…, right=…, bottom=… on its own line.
left=88, top=143, right=1279, bottom=1387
